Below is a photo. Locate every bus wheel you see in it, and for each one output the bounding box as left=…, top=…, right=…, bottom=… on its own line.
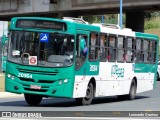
left=127, top=80, right=137, bottom=100
left=75, top=82, right=94, bottom=105
left=24, top=94, right=42, bottom=106
left=157, top=72, right=159, bottom=81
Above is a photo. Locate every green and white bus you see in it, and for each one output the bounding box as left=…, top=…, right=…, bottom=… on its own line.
left=4, top=17, right=159, bottom=105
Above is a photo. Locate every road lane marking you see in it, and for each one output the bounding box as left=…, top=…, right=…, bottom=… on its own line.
left=145, top=110, right=152, bottom=112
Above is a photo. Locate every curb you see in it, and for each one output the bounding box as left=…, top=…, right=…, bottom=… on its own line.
left=0, top=92, right=23, bottom=98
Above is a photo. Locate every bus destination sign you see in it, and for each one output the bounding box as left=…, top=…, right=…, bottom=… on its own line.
left=16, top=19, right=67, bottom=31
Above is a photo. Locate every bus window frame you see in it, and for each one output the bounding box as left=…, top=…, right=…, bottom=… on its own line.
left=99, top=33, right=107, bottom=62
left=149, top=40, right=157, bottom=64
left=135, top=38, right=143, bottom=63
left=125, top=37, right=135, bottom=63
left=108, top=34, right=117, bottom=62
left=143, top=39, right=150, bottom=64
left=117, top=35, right=125, bottom=63
left=89, top=32, right=99, bottom=62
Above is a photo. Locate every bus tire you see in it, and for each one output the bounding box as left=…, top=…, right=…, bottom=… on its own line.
left=24, top=94, right=42, bottom=106
left=75, top=82, right=94, bottom=105
left=157, top=72, right=159, bottom=81
left=117, top=80, right=137, bottom=100
left=127, top=80, right=137, bottom=100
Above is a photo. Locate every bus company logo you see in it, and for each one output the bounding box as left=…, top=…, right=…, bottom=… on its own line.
left=111, top=65, right=124, bottom=78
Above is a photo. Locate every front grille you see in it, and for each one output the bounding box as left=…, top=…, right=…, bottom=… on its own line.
left=16, top=67, right=59, bottom=76
left=19, top=78, right=34, bottom=82
left=24, top=88, right=47, bottom=92
left=38, top=80, right=54, bottom=84
left=19, top=78, right=55, bottom=84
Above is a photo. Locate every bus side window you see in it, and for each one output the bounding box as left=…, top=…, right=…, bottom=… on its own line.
left=89, top=33, right=98, bottom=61
left=126, top=37, right=134, bottom=62
left=117, top=36, right=125, bottom=62
left=108, top=35, right=116, bottom=62
left=150, top=41, right=156, bottom=63
left=135, top=38, right=143, bottom=62
left=75, top=34, right=88, bottom=70
left=99, top=34, right=107, bottom=61
left=143, top=40, right=149, bottom=63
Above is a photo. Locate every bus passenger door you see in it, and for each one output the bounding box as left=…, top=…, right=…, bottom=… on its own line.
left=73, top=31, right=89, bottom=98
left=75, top=34, right=88, bottom=70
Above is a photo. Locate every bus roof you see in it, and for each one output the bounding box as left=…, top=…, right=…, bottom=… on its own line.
left=11, top=17, right=63, bottom=22
left=10, top=17, right=100, bottom=33
left=10, top=17, right=159, bottom=40
left=92, top=23, right=135, bottom=37
left=92, top=23, right=159, bottom=40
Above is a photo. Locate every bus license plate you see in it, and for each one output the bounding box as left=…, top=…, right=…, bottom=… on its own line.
left=30, top=85, right=41, bottom=90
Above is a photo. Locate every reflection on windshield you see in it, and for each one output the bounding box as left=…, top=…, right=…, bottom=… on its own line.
left=8, top=31, right=74, bottom=67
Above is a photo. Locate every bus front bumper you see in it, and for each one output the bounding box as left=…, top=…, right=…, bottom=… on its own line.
left=5, top=77, right=73, bottom=98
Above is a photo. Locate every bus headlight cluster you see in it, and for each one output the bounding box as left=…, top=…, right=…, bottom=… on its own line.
left=59, top=80, right=63, bottom=85
left=7, top=74, right=15, bottom=80
left=64, top=79, right=68, bottom=83
left=59, top=79, right=68, bottom=85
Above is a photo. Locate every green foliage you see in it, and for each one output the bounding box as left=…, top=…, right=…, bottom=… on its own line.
left=83, top=14, right=125, bottom=26
left=145, top=17, right=160, bottom=30
left=83, top=16, right=101, bottom=24
left=145, top=12, right=160, bottom=20
left=144, top=12, right=160, bottom=29
left=105, top=14, right=118, bottom=24
left=82, top=12, right=160, bottom=30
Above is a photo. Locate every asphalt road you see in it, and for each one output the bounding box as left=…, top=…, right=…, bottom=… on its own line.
left=0, top=81, right=160, bottom=119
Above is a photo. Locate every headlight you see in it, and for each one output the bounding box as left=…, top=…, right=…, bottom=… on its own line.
left=7, top=74, right=15, bottom=80
left=59, top=80, right=63, bottom=85
left=64, top=79, right=68, bottom=83
left=11, top=76, right=15, bottom=80
left=7, top=74, right=11, bottom=78
left=58, top=79, right=68, bottom=85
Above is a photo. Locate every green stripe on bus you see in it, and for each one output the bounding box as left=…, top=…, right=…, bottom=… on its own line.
left=136, top=32, right=159, bottom=40
left=134, top=63, right=156, bottom=73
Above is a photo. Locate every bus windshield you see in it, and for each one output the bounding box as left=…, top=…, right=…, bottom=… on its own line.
left=8, top=31, right=74, bottom=67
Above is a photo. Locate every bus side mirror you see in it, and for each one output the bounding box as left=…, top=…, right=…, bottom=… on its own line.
left=2, top=35, right=9, bottom=45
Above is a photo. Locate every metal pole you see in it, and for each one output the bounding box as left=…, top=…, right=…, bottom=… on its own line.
left=120, top=0, right=123, bottom=29
left=101, top=15, right=105, bottom=23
